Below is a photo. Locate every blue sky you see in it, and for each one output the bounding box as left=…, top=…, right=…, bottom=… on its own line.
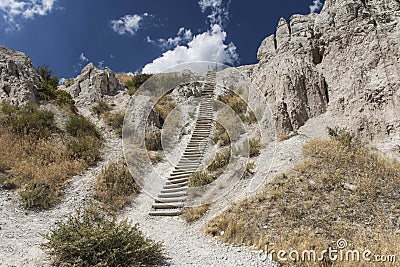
left=0, top=0, right=324, bottom=78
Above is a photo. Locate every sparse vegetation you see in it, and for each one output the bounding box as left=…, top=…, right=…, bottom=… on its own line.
left=42, top=205, right=165, bottom=266
left=188, top=171, right=214, bottom=187
left=91, top=99, right=111, bottom=116
left=244, top=161, right=255, bottom=178
left=95, top=161, right=140, bottom=212
left=0, top=103, right=101, bottom=209
left=249, top=138, right=261, bottom=157
left=104, top=112, right=125, bottom=137
left=117, top=73, right=153, bottom=95
left=36, top=66, right=75, bottom=111
left=218, top=92, right=256, bottom=124
left=207, top=148, right=231, bottom=172
left=278, top=131, right=298, bottom=141
left=206, top=130, right=400, bottom=266
left=145, top=131, right=162, bottom=151
left=211, top=122, right=230, bottom=147
left=182, top=204, right=210, bottom=223
left=65, top=114, right=102, bottom=140
left=327, top=126, right=359, bottom=147
left=148, top=151, right=164, bottom=164
left=155, top=94, right=176, bottom=123
left=62, top=78, right=75, bottom=88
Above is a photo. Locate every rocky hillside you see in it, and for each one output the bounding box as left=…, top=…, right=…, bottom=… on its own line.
left=0, top=46, right=40, bottom=105
left=249, top=0, right=399, bottom=144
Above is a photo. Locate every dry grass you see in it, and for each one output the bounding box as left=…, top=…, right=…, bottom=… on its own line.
left=207, top=148, right=231, bottom=172
left=211, top=121, right=230, bottom=147
left=148, top=151, right=164, bottom=164
left=155, top=94, right=176, bottom=123
left=182, top=204, right=210, bottom=223
left=249, top=138, right=261, bottom=157
left=145, top=131, right=162, bottom=151
left=218, top=92, right=257, bottom=124
left=95, top=161, right=140, bottom=212
left=188, top=171, right=214, bottom=187
left=206, top=136, right=400, bottom=266
left=278, top=131, right=298, bottom=141
left=0, top=103, right=102, bottom=209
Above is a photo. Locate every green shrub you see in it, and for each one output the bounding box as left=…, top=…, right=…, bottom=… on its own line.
left=1, top=103, right=55, bottom=139
left=126, top=73, right=153, bottom=95
left=42, top=205, right=165, bottom=266
left=188, top=171, right=214, bottom=187
left=65, top=115, right=102, bottom=140
left=19, top=182, right=58, bottom=209
left=36, top=66, right=76, bottom=111
left=66, top=136, right=101, bottom=166
left=327, top=126, right=359, bottom=147
left=95, top=162, right=140, bottom=212
left=207, top=149, right=231, bottom=172
left=249, top=138, right=261, bottom=157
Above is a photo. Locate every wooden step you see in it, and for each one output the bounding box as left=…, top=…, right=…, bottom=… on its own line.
left=152, top=202, right=185, bottom=209
left=149, top=210, right=182, bottom=216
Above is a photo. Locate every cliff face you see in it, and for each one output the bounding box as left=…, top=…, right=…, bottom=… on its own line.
left=250, top=0, right=400, bottom=139
left=0, top=47, right=40, bottom=105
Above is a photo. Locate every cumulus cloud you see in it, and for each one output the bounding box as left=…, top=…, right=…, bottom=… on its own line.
left=142, top=24, right=238, bottom=73
left=198, top=0, right=230, bottom=26
left=309, top=0, right=323, bottom=13
left=111, top=13, right=150, bottom=35
left=0, top=0, right=56, bottom=30
left=147, top=27, right=193, bottom=50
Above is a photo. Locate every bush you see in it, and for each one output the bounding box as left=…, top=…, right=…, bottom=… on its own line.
left=65, top=115, right=102, bottom=140
left=327, top=126, right=359, bottom=147
left=91, top=100, right=111, bottom=116
left=1, top=103, right=55, bottom=139
left=19, top=182, right=58, bottom=209
left=207, top=149, right=231, bottom=172
left=63, top=79, right=75, bottom=88
left=42, top=205, right=165, bottom=266
left=188, top=171, right=214, bottom=187
left=211, top=122, right=230, bottom=147
left=66, top=136, right=101, bottom=166
left=36, top=66, right=75, bottom=111
left=95, top=162, right=140, bottom=212
left=125, top=73, right=153, bottom=95
left=249, top=138, right=261, bottom=157
left=218, top=92, right=257, bottom=124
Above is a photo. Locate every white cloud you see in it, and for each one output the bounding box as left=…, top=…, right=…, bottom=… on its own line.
left=198, top=0, right=229, bottom=26
left=111, top=13, right=150, bottom=35
left=79, top=52, right=88, bottom=62
left=149, top=27, right=193, bottom=50
left=0, top=0, right=56, bottom=30
left=309, top=0, right=323, bottom=13
left=142, top=24, right=238, bottom=73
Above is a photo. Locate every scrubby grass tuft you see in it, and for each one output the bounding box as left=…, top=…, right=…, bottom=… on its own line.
left=19, top=182, right=58, bottom=209
left=104, top=112, right=124, bottom=137
left=249, top=138, right=261, bottom=157
left=117, top=73, right=153, bottom=95
left=182, top=204, right=210, bottom=223
left=188, top=171, right=214, bottom=187
left=218, top=92, right=257, bottom=124
left=42, top=205, right=165, bottom=266
left=145, top=131, right=162, bottom=151
left=207, top=148, right=231, bottom=172
left=91, top=100, right=111, bottom=116
left=205, top=134, right=400, bottom=266
left=155, top=94, right=176, bottom=123
left=65, top=114, right=102, bottom=140
left=95, top=162, right=140, bottom=212
left=211, top=122, right=230, bottom=147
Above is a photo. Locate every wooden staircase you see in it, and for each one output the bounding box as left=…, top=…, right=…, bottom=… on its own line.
left=149, top=71, right=216, bottom=216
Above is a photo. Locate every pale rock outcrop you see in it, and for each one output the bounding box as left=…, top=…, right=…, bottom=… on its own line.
left=250, top=0, right=400, bottom=140
left=0, top=46, right=40, bottom=105
left=64, top=63, right=125, bottom=105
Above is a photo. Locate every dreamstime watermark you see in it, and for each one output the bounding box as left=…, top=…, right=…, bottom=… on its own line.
left=255, top=239, right=396, bottom=265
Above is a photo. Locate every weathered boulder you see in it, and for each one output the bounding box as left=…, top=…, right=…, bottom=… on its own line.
left=64, top=63, right=125, bottom=105
left=0, top=46, right=39, bottom=105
